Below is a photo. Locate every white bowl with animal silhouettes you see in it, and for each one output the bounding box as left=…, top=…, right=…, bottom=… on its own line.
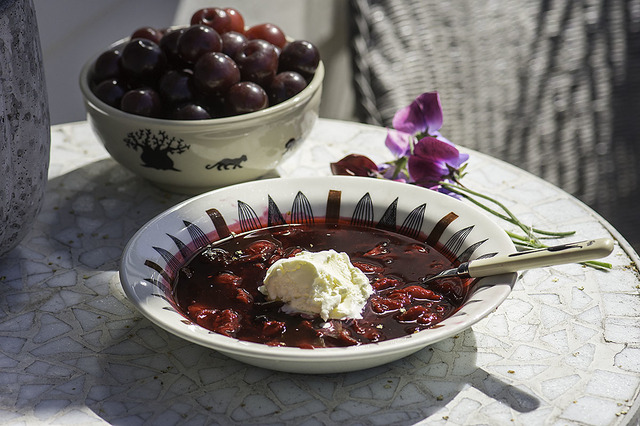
left=79, top=53, right=323, bottom=195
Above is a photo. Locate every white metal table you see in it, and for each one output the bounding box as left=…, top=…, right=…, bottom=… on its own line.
left=1, top=118, right=639, bottom=425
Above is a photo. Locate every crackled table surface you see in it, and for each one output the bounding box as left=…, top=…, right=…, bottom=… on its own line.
left=1, top=119, right=640, bottom=426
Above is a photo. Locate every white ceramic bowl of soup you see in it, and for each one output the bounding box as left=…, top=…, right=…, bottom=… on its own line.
left=119, top=176, right=516, bottom=373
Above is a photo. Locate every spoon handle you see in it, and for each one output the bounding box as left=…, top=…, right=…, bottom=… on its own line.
left=468, top=238, right=614, bottom=277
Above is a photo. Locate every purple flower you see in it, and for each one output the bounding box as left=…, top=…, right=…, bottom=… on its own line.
left=392, top=92, right=443, bottom=136
left=408, top=137, right=469, bottom=189
left=378, top=162, right=409, bottom=183
left=332, top=92, right=469, bottom=196
left=384, top=129, right=414, bottom=157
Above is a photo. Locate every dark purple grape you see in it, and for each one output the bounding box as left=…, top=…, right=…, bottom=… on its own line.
left=171, top=103, right=211, bottom=120
left=177, top=24, right=222, bottom=64
left=93, top=79, right=127, bottom=108
left=191, top=7, right=232, bottom=34
left=92, top=48, right=122, bottom=84
left=278, top=40, right=320, bottom=78
left=198, top=94, right=225, bottom=117
left=193, top=52, right=240, bottom=95
left=225, top=8, right=245, bottom=34
left=159, top=28, right=187, bottom=66
left=234, top=39, right=278, bottom=88
left=245, top=23, right=286, bottom=48
left=120, top=38, right=167, bottom=82
left=221, top=31, right=248, bottom=59
left=159, top=69, right=194, bottom=105
left=120, top=88, right=162, bottom=117
left=268, top=71, right=307, bottom=105
left=226, top=81, right=268, bottom=115
left=87, top=8, right=322, bottom=121
left=131, top=26, right=163, bottom=44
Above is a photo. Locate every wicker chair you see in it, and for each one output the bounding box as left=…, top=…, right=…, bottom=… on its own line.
left=349, top=0, right=640, bottom=252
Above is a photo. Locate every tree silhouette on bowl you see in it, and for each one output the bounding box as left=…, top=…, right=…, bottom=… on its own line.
left=124, top=129, right=190, bottom=171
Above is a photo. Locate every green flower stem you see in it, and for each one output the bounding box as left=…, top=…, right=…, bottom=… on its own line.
left=439, top=182, right=575, bottom=239
left=506, top=231, right=539, bottom=246
left=439, top=182, right=610, bottom=270
left=441, top=181, right=538, bottom=239
left=391, top=156, right=408, bottom=180
left=580, top=260, right=613, bottom=270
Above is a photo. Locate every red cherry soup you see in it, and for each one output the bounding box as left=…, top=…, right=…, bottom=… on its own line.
left=172, top=223, right=472, bottom=348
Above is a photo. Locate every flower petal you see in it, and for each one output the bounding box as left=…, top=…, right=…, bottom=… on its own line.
left=408, top=156, right=448, bottom=187
left=454, top=152, right=470, bottom=168
left=330, top=154, right=379, bottom=177
left=414, top=136, right=463, bottom=163
left=385, top=129, right=413, bottom=157
left=392, top=102, right=424, bottom=135
left=392, top=92, right=443, bottom=135
left=407, top=137, right=466, bottom=185
left=430, top=130, right=453, bottom=146
left=415, top=92, right=443, bottom=134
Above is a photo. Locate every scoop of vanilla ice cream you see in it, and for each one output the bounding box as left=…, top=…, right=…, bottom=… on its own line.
left=259, top=249, right=373, bottom=321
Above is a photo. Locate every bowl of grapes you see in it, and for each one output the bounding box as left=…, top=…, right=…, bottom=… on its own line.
left=79, top=6, right=323, bottom=194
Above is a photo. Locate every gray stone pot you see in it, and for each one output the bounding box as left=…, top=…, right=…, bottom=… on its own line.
left=0, top=0, right=50, bottom=257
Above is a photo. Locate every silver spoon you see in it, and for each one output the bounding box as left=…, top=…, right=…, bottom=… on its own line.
left=422, top=238, right=614, bottom=284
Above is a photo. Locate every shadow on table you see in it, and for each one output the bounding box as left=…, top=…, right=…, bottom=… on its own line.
left=85, top=320, right=540, bottom=425
left=32, top=159, right=281, bottom=272
left=21, top=159, right=539, bottom=424
left=34, top=159, right=191, bottom=272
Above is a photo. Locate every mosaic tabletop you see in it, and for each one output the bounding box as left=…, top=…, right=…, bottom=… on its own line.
left=1, top=119, right=639, bottom=425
